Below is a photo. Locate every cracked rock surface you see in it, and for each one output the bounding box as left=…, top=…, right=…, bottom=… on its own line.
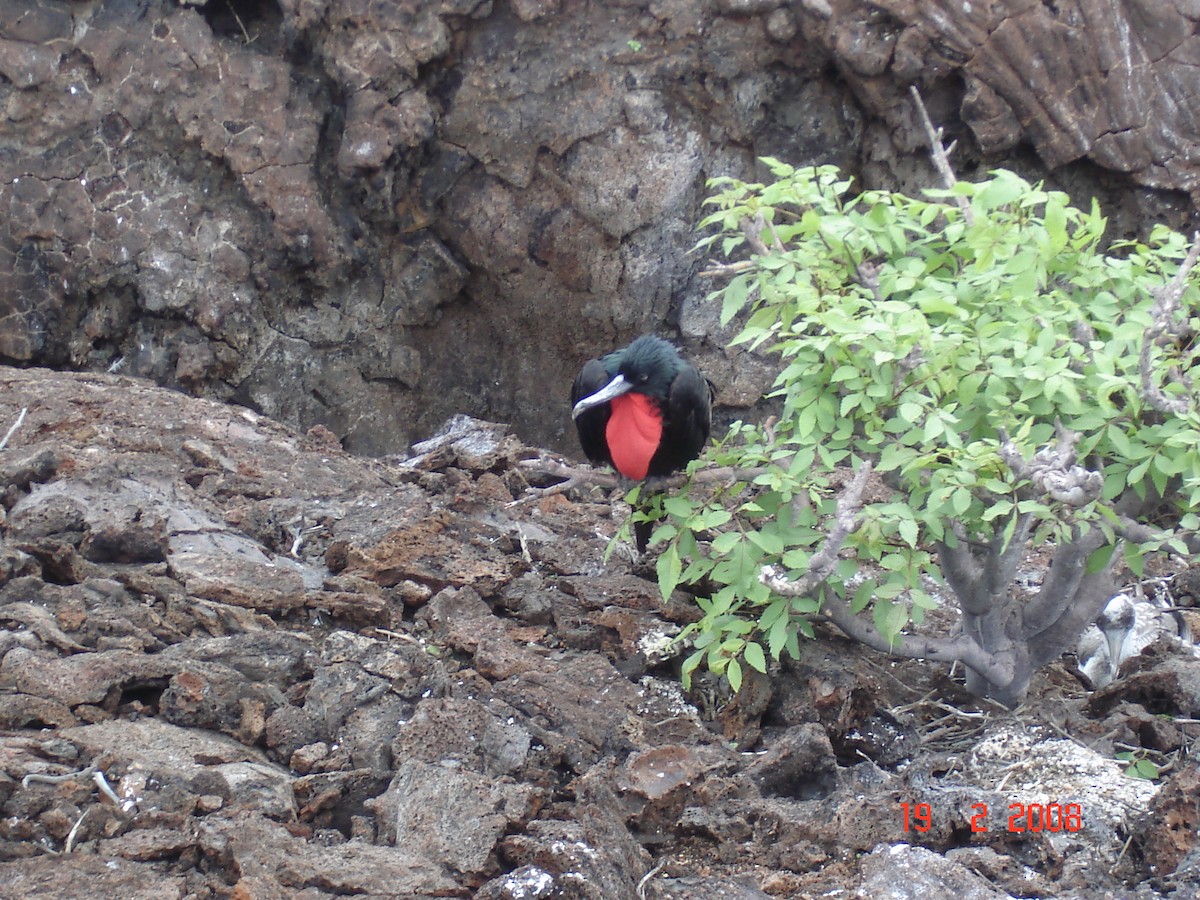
left=1, top=367, right=1197, bottom=898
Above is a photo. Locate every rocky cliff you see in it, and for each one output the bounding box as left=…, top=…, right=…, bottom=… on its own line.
left=2, top=0, right=1197, bottom=457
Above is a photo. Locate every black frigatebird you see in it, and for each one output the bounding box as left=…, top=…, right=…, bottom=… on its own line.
left=571, top=335, right=714, bottom=550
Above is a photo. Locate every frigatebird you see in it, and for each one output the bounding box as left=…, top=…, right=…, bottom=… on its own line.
left=571, top=335, right=713, bottom=550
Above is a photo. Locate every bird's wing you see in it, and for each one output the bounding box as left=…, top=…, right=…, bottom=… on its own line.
left=660, top=363, right=713, bottom=466
left=1076, top=625, right=1114, bottom=688
left=572, top=358, right=614, bottom=466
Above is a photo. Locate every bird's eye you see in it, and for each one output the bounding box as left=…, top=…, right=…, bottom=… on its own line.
left=638, top=373, right=649, bottom=383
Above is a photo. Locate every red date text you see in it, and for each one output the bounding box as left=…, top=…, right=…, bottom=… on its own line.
left=901, top=801, right=1082, bottom=834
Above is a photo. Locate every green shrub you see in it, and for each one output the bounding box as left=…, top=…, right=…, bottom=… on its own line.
left=654, top=161, right=1198, bottom=706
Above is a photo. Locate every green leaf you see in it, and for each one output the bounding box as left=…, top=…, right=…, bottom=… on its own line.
left=951, top=487, right=973, bottom=516
left=1044, top=197, right=1067, bottom=252
left=1125, top=545, right=1146, bottom=577
left=872, top=598, right=907, bottom=647
left=851, top=578, right=875, bottom=613
left=1123, top=757, right=1160, bottom=780
left=721, top=273, right=753, bottom=325
left=748, top=529, right=785, bottom=555
left=768, top=612, right=790, bottom=659
left=656, top=544, right=682, bottom=602
left=726, top=658, right=744, bottom=694
left=1106, top=426, right=1133, bottom=458
left=743, top=641, right=768, bottom=674
left=957, top=372, right=983, bottom=407
left=1134, top=759, right=1159, bottom=779
left=711, top=531, right=743, bottom=554
left=1149, top=457, right=1169, bottom=497
left=975, top=170, right=1028, bottom=209
left=663, top=495, right=694, bottom=519
left=695, top=506, right=733, bottom=530
left=680, top=648, right=705, bottom=689
left=916, top=292, right=962, bottom=317
left=1086, top=542, right=1118, bottom=575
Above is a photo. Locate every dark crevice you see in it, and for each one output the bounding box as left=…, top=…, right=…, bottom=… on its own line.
left=198, top=0, right=284, bottom=50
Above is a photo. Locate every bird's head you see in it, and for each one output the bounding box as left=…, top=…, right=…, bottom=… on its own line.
left=1096, top=593, right=1136, bottom=681
left=571, top=335, right=681, bottom=419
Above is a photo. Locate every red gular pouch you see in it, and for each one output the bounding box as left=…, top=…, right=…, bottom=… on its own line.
left=606, top=392, right=663, bottom=480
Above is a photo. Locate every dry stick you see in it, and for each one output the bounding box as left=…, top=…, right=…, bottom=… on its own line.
left=698, top=260, right=756, bottom=278
left=92, top=769, right=123, bottom=808
left=64, top=808, right=90, bottom=854
left=636, top=862, right=665, bottom=899
left=1111, top=834, right=1135, bottom=875
left=515, top=455, right=779, bottom=494
left=909, top=86, right=974, bottom=226
left=1139, top=230, right=1200, bottom=415
left=0, top=406, right=27, bottom=451
left=22, top=766, right=97, bottom=788
left=227, top=0, right=252, bottom=43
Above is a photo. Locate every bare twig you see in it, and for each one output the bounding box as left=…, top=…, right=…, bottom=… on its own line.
left=1140, top=231, right=1200, bottom=415
left=22, top=766, right=98, bottom=787
left=92, top=769, right=123, bottom=807
left=698, top=260, right=756, bottom=278
left=372, top=626, right=428, bottom=647
left=1111, top=833, right=1135, bottom=875
left=637, top=862, right=665, bottom=899
left=740, top=211, right=784, bottom=255
left=64, top=808, right=89, bottom=854
left=0, top=406, right=27, bottom=451
left=516, top=455, right=780, bottom=495
left=909, top=86, right=974, bottom=226
left=227, top=0, right=252, bottom=43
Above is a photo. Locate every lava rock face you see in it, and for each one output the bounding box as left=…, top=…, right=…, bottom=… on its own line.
left=1, top=368, right=1198, bottom=897
left=3, top=0, right=1193, bottom=457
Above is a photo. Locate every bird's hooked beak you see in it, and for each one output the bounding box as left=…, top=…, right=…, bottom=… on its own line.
left=1102, top=628, right=1127, bottom=682
left=572, top=374, right=632, bottom=419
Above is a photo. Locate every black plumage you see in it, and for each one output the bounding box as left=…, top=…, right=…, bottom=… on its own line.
left=571, top=335, right=714, bottom=549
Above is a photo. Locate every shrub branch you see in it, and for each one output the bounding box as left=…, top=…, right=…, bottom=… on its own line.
left=818, top=587, right=1017, bottom=688
left=758, top=462, right=872, bottom=597
left=758, top=462, right=1016, bottom=692
left=910, top=86, right=974, bottom=226
left=517, top=455, right=779, bottom=497
left=1140, top=230, right=1200, bottom=415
